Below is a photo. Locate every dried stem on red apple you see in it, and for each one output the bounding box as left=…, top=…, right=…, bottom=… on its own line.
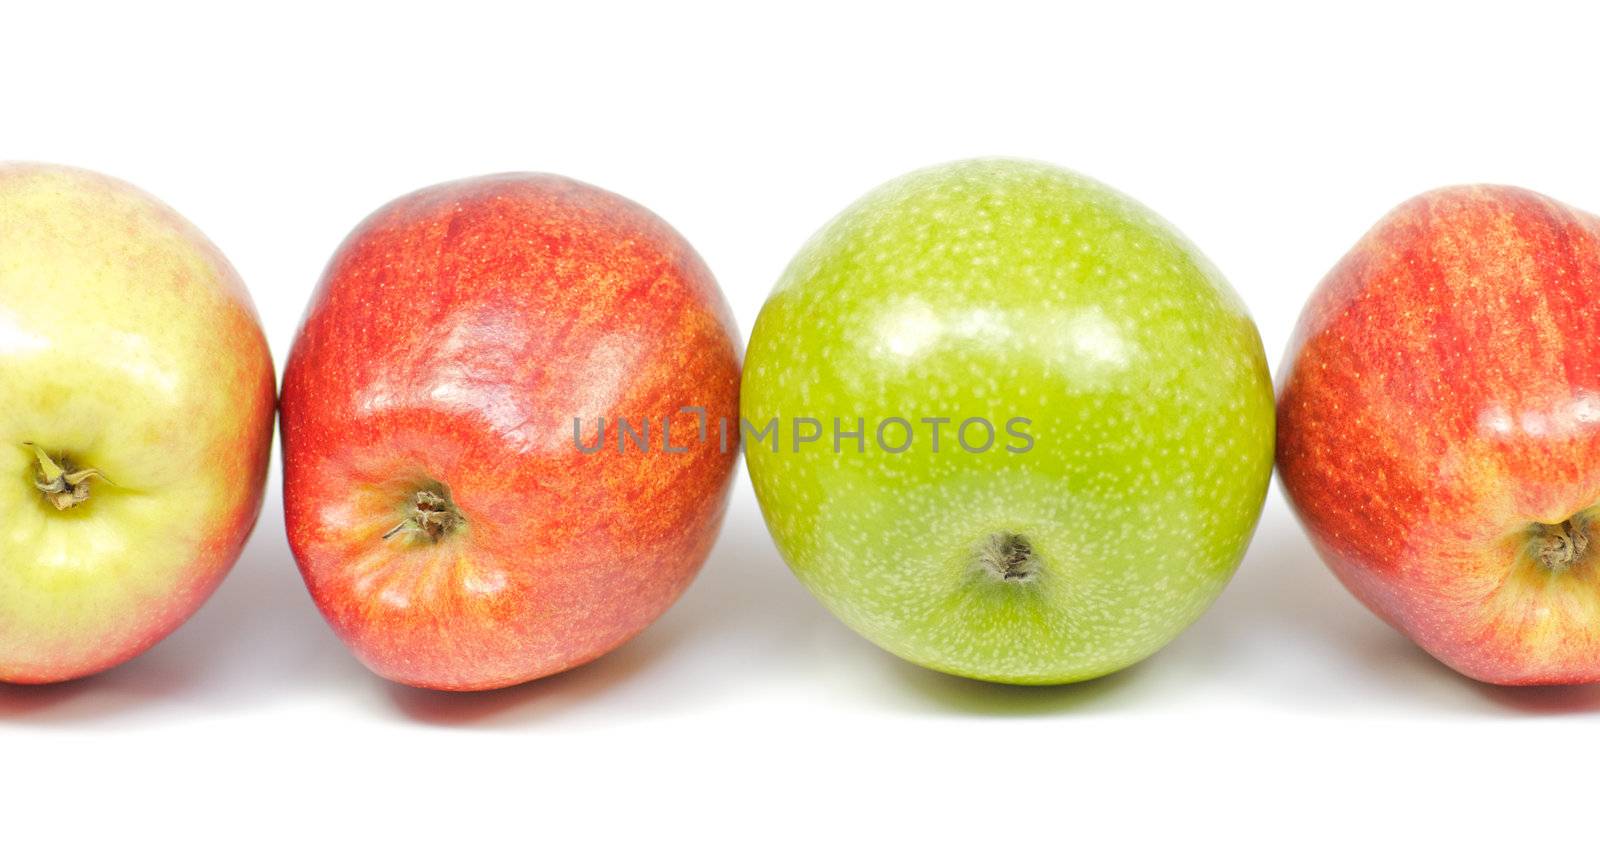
left=1534, top=519, right=1589, bottom=572
left=382, top=488, right=465, bottom=543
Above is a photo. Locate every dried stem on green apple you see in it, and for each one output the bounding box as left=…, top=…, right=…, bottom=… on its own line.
left=976, top=532, right=1042, bottom=583
left=25, top=443, right=107, bottom=511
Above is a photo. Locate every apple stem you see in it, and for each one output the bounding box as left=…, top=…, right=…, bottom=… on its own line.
left=24, top=443, right=106, bottom=511
left=977, top=532, right=1041, bottom=583
left=1535, top=519, right=1589, bottom=572
left=382, top=488, right=464, bottom=543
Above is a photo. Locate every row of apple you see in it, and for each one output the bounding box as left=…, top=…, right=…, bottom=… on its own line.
left=3, top=159, right=1593, bottom=693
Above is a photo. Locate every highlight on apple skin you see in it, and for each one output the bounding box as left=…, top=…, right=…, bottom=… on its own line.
left=0, top=163, right=277, bottom=684
left=742, top=158, right=1275, bottom=685
left=279, top=173, right=742, bottom=692
left=1278, top=185, right=1600, bottom=686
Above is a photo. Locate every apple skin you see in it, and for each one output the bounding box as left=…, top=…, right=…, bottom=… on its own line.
left=281, top=174, right=740, bottom=692
left=0, top=164, right=276, bottom=684
left=1278, top=185, right=1600, bottom=686
left=743, top=159, right=1274, bottom=684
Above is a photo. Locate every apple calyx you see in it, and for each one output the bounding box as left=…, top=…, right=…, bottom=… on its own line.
left=382, top=488, right=465, bottom=543
left=1534, top=519, right=1589, bottom=572
left=25, top=443, right=106, bottom=511
left=977, top=532, right=1042, bottom=583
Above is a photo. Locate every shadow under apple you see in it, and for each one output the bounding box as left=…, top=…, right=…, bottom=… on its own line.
left=0, top=677, right=95, bottom=719
left=876, top=653, right=1153, bottom=717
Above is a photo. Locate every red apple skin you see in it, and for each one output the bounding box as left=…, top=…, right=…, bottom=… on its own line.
left=1278, top=185, right=1600, bottom=685
left=280, top=174, right=740, bottom=691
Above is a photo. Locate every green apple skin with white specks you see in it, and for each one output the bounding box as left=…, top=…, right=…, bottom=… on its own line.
left=742, top=159, right=1274, bottom=685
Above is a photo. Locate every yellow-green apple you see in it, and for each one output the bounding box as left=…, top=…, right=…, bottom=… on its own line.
left=0, top=164, right=276, bottom=684
left=280, top=174, right=740, bottom=691
left=1279, top=185, right=1600, bottom=685
left=742, top=158, right=1275, bottom=684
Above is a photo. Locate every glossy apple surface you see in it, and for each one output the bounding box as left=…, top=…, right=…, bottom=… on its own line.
left=0, top=164, right=275, bottom=683
left=743, top=159, right=1274, bottom=684
left=1278, top=185, right=1600, bottom=685
left=281, top=174, right=740, bottom=691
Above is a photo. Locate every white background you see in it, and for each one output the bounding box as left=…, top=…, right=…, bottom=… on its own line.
left=4, top=1, right=1597, bottom=855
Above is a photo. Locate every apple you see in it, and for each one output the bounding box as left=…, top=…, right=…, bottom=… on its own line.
left=1278, top=185, right=1600, bottom=685
left=281, top=173, right=740, bottom=691
left=742, top=158, right=1274, bottom=684
left=0, top=164, right=275, bottom=684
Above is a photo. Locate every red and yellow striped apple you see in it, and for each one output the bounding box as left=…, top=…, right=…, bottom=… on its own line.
left=281, top=174, right=740, bottom=691
left=1278, top=185, right=1600, bottom=685
left=0, top=164, right=275, bottom=683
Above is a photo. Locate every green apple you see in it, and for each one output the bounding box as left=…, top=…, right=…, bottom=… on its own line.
left=0, top=164, right=276, bottom=683
left=743, top=158, right=1273, bottom=684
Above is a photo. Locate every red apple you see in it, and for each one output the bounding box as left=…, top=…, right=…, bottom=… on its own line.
left=1278, top=185, right=1600, bottom=685
left=280, top=174, right=740, bottom=691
